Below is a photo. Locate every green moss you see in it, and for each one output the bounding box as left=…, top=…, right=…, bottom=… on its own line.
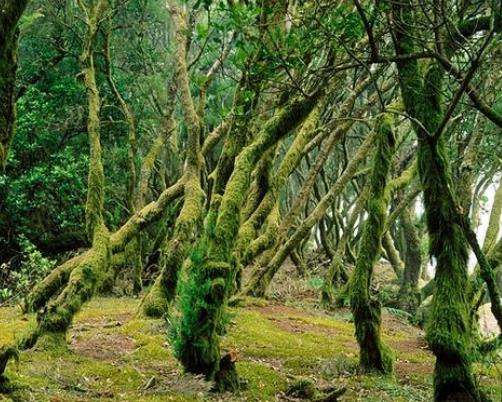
left=237, top=361, right=287, bottom=401
left=322, top=189, right=368, bottom=305
left=349, top=113, right=396, bottom=375
left=225, top=309, right=354, bottom=366
left=227, top=296, right=269, bottom=308
left=0, top=308, right=33, bottom=347
left=246, top=128, right=377, bottom=297
left=124, top=237, right=143, bottom=294
left=140, top=274, right=169, bottom=318
left=174, top=93, right=320, bottom=387
left=24, top=253, right=88, bottom=313
left=141, top=155, right=204, bottom=319
left=38, top=224, right=110, bottom=336
left=392, top=2, right=483, bottom=399
left=3, top=296, right=502, bottom=401
left=244, top=204, right=280, bottom=266
left=236, top=102, right=323, bottom=265
left=80, top=6, right=106, bottom=242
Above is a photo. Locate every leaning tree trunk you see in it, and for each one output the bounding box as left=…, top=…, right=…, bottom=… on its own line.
left=140, top=2, right=204, bottom=317
left=321, top=187, right=368, bottom=305
left=349, top=113, right=395, bottom=375
left=0, top=1, right=113, bottom=361
left=244, top=128, right=376, bottom=297
left=382, top=231, right=404, bottom=279
left=38, top=0, right=111, bottom=341
left=419, top=133, right=482, bottom=402
left=238, top=74, right=380, bottom=273
left=104, top=15, right=144, bottom=294
left=173, top=92, right=320, bottom=390
left=0, top=0, right=30, bottom=167
left=140, top=0, right=267, bottom=316
left=25, top=112, right=223, bottom=321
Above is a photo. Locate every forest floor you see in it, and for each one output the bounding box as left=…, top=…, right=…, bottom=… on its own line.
left=0, top=295, right=500, bottom=402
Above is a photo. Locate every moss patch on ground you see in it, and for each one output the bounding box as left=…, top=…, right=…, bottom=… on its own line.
left=0, top=297, right=500, bottom=401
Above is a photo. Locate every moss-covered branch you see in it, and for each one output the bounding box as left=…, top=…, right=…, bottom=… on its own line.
left=236, top=100, right=323, bottom=265
left=281, top=76, right=376, bottom=232
left=321, top=187, right=369, bottom=304
left=24, top=252, right=89, bottom=313
left=382, top=232, right=404, bottom=279
left=78, top=0, right=108, bottom=241
left=1, top=3, right=112, bottom=372
left=245, top=128, right=376, bottom=297
left=397, top=204, right=422, bottom=312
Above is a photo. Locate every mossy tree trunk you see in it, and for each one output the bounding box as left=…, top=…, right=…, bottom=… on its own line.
left=397, top=205, right=422, bottom=313
left=141, top=1, right=204, bottom=317
left=38, top=0, right=111, bottom=336
left=482, top=178, right=502, bottom=256
left=25, top=121, right=223, bottom=319
left=391, top=1, right=483, bottom=399
left=104, top=14, right=144, bottom=294
left=241, top=76, right=389, bottom=297
left=173, top=92, right=320, bottom=388
left=279, top=75, right=376, bottom=234
left=349, top=113, right=395, bottom=375
left=5, top=0, right=114, bottom=352
left=382, top=231, right=404, bottom=279
left=0, top=0, right=30, bottom=167
left=235, top=99, right=323, bottom=270
left=321, top=187, right=368, bottom=305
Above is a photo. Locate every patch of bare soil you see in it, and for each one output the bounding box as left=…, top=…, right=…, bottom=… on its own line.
left=392, top=337, right=428, bottom=353
left=70, top=332, right=135, bottom=360
left=73, top=311, right=134, bottom=328
left=69, top=309, right=137, bottom=360
left=249, top=304, right=306, bottom=317
left=271, top=317, right=338, bottom=336
left=383, top=314, right=421, bottom=335
left=395, top=359, right=433, bottom=377
left=251, top=304, right=339, bottom=335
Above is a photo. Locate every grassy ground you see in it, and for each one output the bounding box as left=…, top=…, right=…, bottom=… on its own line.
left=0, top=296, right=500, bottom=401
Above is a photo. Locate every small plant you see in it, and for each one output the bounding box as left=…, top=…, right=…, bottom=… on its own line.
left=0, top=236, right=55, bottom=302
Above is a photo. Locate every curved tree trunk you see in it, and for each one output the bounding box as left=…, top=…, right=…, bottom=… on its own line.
left=173, top=92, right=320, bottom=389
left=38, top=0, right=111, bottom=339
left=391, top=1, right=482, bottom=399
left=1, top=0, right=115, bottom=360
left=382, top=232, right=404, bottom=279
left=140, top=2, right=204, bottom=317
left=321, top=187, right=368, bottom=305
left=349, top=113, right=395, bottom=375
